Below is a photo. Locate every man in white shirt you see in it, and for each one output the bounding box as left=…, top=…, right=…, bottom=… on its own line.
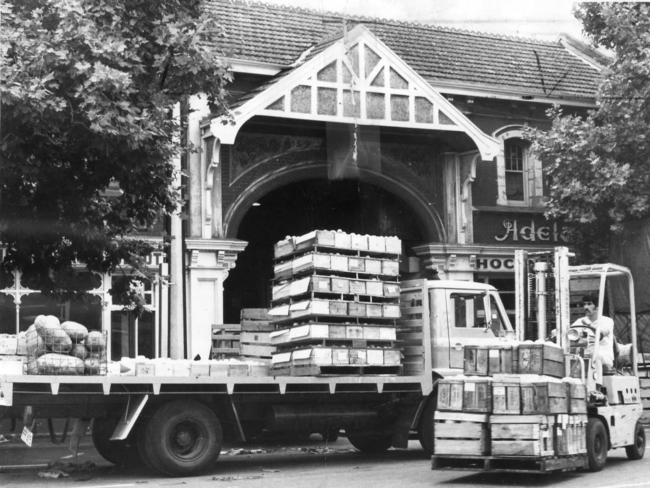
left=571, top=294, right=615, bottom=369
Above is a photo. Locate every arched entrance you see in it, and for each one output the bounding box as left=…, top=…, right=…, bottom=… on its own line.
left=223, top=178, right=432, bottom=322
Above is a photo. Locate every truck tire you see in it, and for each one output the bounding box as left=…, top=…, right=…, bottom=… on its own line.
left=625, top=421, right=646, bottom=460
left=418, top=395, right=436, bottom=456
left=92, top=417, right=140, bottom=467
left=347, top=431, right=392, bottom=453
left=139, top=400, right=222, bottom=476
left=587, top=417, right=608, bottom=471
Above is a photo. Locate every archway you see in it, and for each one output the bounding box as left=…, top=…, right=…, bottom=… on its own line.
left=223, top=178, right=432, bottom=322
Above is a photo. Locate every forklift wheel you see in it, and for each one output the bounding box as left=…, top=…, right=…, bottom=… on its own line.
left=625, top=421, right=646, bottom=460
left=587, top=417, right=608, bottom=471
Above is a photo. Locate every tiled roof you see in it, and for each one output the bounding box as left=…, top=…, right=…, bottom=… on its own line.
left=203, top=0, right=601, bottom=102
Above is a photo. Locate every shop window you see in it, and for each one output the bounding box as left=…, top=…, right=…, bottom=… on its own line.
left=494, top=127, right=544, bottom=207
left=0, top=269, right=103, bottom=333
left=109, top=275, right=156, bottom=361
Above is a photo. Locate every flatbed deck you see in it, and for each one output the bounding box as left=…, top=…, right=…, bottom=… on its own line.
left=0, top=373, right=431, bottom=406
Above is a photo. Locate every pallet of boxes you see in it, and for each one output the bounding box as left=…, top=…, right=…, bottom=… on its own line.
left=268, top=230, right=402, bottom=376
left=432, top=341, right=589, bottom=473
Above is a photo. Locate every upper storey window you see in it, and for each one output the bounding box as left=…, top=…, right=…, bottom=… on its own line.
left=494, top=127, right=543, bottom=207
left=504, top=138, right=526, bottom=201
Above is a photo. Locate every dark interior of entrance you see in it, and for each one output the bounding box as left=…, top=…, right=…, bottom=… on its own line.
left=224, top=179, right=427, bottom=322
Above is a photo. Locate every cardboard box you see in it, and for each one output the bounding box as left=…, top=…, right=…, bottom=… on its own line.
left=366, top=280, right=383, bottom=296
left=349, top=280, right=366, bottom=295
left=350, top=234, right=368, bottom=251
left=0, top=334, right=18, bottom=356
left=331, top=277, right=350, bottom=294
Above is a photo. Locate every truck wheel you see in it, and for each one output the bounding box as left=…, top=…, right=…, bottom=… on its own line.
left=587, top=417, right=608, bottom=471
left=418, top=396, right=436, bottom=456
left=140, top=400, right=222, bottom=476
left=347, top=431, right=392, bottom=453
left=625, top=421, right=646, bottom=460
left=92, top=417, right=140, bottom=467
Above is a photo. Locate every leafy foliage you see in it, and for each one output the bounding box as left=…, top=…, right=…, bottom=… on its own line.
left=0, top=0, right=231, bottom=293
left=527, top=3, right=650, bottom=261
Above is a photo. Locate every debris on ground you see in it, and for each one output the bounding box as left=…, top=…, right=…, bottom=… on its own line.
left=222, top=448, right=268, bottom=456
left=212, top=475, right=264, bottom=482
left=37, top=461, right=97, bottom=481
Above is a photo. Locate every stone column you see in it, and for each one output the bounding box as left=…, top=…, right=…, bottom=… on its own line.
left=185, top=239, right=247, bottom=360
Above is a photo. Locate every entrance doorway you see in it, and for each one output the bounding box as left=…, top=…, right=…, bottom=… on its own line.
left=223, top=178, right=428, bottom=322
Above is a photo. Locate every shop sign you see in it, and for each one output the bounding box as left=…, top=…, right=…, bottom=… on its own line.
left=475, top=257, right=515, bottom=271
left=474, top=213, right=567, bottom=244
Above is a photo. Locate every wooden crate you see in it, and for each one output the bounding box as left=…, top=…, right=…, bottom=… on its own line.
left=556, top=414, right=588, bottom=455
left=464, top=346, right=489, bottom=376
left=491, top=414, right=555, bottom=457
left=517, top=343, right=565, bottom=378
left=437, top=378, right=464, bottom=411
left=489, top=346, right=515, bottom=375
left=564, top=379, right=587, bottom=414
left=492, top=376, right=521, bottom=414
left=521, top=379, right=568, bottom=414
left=433, top=411, right=489, bottom=456
left=211, top=324, right=241, bottom=358
left=463, top=377, right=493, bottom=413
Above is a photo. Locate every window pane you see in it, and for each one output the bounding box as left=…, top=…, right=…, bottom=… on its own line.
left=452, top=293, right=486, bottom=328
left=111, top=311, right=135, bottom=361
left=0, top=294, right=15, bottom=334
left=506, top=172, right=524, bottom=200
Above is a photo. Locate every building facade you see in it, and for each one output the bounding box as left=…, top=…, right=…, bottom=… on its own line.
left=0, top=0, right=603, bottom=360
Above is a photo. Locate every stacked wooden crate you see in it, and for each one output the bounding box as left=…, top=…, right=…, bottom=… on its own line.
left=433, top=341, right=588, bottom=462
left=268, top=230, right=402, bottom=376
left=239, top=308, right=275, bottom=359
left=211, top=323, right=241, bottom=359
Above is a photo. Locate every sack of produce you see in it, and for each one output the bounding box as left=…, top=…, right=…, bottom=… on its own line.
left=34, top=315, right=61, bottom=336
left=25, top=326, right=47, bottom=358
left=84, top=357, right=105, bottom=375
left=85, top=330, right=106, bottom=353
left=70, top=343, right=88, bottom=360
left=42, top=327, right=73, bottom=354
left=36, top=353, right=84, bottom=375
left=61, top=321, right=88, bottom=343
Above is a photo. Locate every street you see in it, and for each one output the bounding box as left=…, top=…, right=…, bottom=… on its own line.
left=3, top=434, right=650, bottom=488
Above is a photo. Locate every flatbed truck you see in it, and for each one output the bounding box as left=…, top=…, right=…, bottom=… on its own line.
left=0, top=279, right=515, bottom=476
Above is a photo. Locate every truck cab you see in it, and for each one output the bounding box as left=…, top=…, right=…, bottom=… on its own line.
left=401, top=279, right=514, bottom=377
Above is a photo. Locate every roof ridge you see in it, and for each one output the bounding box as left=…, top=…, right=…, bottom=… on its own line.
left=218, top=0, right=561, bottom=47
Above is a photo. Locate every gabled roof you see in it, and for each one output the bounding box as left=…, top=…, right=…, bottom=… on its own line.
left=210, top=25, right=502, bottom=160
left=203, top=0, right=602, bottom=103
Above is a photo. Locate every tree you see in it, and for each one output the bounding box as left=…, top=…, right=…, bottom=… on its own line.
left=527, top=3, right=650, bottom=261
left=0, top=0, right=230, bottom=298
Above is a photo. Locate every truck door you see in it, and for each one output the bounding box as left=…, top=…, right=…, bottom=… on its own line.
left=446, top=290, right=511, bottom=369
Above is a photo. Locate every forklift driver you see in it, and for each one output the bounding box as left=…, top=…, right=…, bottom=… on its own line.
left=571, top=293, right=615, bottom=371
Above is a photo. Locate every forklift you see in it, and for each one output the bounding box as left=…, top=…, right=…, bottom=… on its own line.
left=515, top=247, right=645, bottom=471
